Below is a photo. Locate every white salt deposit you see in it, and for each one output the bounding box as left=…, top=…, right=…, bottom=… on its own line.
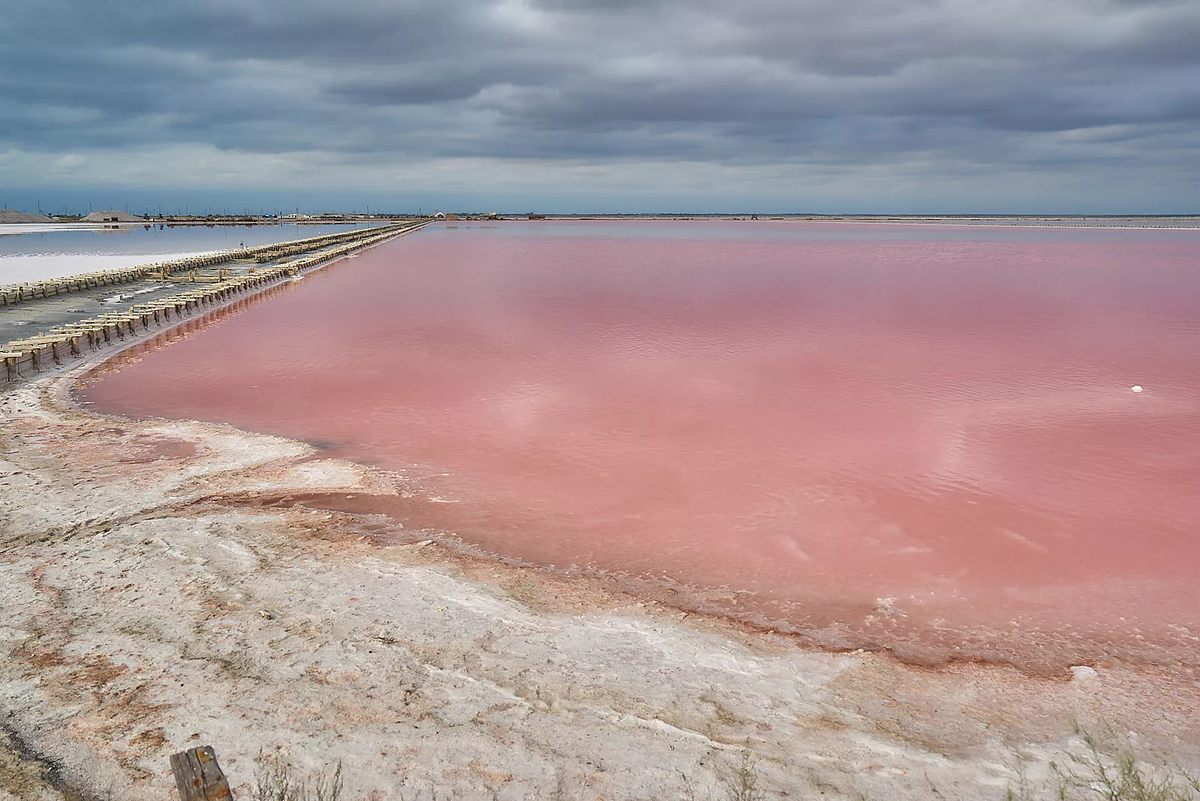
left=0, top=252, right=213, bottom=284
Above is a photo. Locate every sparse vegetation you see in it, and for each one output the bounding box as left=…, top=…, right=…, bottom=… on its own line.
left=717, top=748, right=764, bottom=801
left=196, top=722, right=1200, bottom=801
left=691, top=723, right=1199, bottom=801
left=253, top=751, right=344, bottom=801
left=1048, top=721, right=1200, bottom=801
left=1005, top=721, right=1200, bottom=801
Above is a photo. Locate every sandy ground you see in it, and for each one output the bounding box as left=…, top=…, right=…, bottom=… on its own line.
left=1, top=360, right=1198, bottom=800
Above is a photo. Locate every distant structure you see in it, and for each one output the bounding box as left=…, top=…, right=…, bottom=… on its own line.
left=0, top=209, right=55, bottom=224
left=81, top=209, right=142, bottom=223
left=444, top=213, right=460, bottom=221
left=432, top=211, right=447, bottom=219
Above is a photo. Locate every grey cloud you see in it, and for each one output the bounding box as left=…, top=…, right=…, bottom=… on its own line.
left=0, top=0, right=1197, bottom=204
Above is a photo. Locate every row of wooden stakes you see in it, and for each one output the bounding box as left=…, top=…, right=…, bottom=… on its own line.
left=249, top=223, right=412, bottom=262
left=1, top=223, right=419, bottom=382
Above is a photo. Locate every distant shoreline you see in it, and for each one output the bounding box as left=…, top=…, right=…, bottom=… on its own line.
left=521, top=214, right=1200, bottom=229
left=5, top=213, right=1199, bottom=231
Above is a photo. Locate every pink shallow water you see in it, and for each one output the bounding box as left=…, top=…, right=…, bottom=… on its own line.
left=80, top=222, right=1200, bottom=670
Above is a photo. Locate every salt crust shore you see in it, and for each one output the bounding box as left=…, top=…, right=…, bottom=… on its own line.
left=1, top=365, right=1198, bottom=800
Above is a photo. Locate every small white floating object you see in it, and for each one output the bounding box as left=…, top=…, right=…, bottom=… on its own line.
left=1131, top=385, right=1144, bottom=393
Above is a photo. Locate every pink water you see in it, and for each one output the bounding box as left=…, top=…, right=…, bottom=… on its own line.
left=80, top=222, right=1200, bottom=672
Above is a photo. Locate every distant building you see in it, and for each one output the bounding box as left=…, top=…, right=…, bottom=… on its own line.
left=433, top=211, right=447, bottom=219
left=444, top=213, right=459, bottom=221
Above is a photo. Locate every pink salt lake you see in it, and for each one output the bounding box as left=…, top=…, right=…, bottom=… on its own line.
left=80, top=222, right=1200, bottom=672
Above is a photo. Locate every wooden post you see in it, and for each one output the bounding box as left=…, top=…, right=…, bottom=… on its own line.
left=2, top=353, right=20, bottom=382
left=170, top=745, right=234, bottom=801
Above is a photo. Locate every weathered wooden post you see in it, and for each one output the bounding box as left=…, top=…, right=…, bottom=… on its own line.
left=170, top=745, right=234, bottom=801
left=2, top=352, right=20, bottom=381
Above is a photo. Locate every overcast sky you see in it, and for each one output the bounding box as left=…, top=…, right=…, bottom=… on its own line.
left=2, top=0, right=1198, bottom=213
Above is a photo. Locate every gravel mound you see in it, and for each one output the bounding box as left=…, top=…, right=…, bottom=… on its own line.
left=0, top=209, right=55, bottom=224
left=80, top=209, right=143, bottom=222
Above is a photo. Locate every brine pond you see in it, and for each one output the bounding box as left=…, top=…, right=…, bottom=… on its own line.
left=78, top=221, right=1200, bottom=672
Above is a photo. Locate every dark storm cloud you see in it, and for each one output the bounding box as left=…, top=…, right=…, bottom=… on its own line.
left=1, top=0, right=1198, bottom=191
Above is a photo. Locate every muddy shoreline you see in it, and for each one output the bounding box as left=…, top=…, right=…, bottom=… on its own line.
left=1, top=304, right=1198, bottom=799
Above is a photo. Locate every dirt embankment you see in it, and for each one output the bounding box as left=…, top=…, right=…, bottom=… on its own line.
left=0, top=369, right=1197, bottom=800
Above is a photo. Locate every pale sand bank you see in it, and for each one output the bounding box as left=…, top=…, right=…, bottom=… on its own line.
left=0, top=364, right=1197, bottom=800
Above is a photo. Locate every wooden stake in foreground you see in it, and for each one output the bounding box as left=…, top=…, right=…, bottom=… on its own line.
left=170, top=746, right=234, bottom=800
